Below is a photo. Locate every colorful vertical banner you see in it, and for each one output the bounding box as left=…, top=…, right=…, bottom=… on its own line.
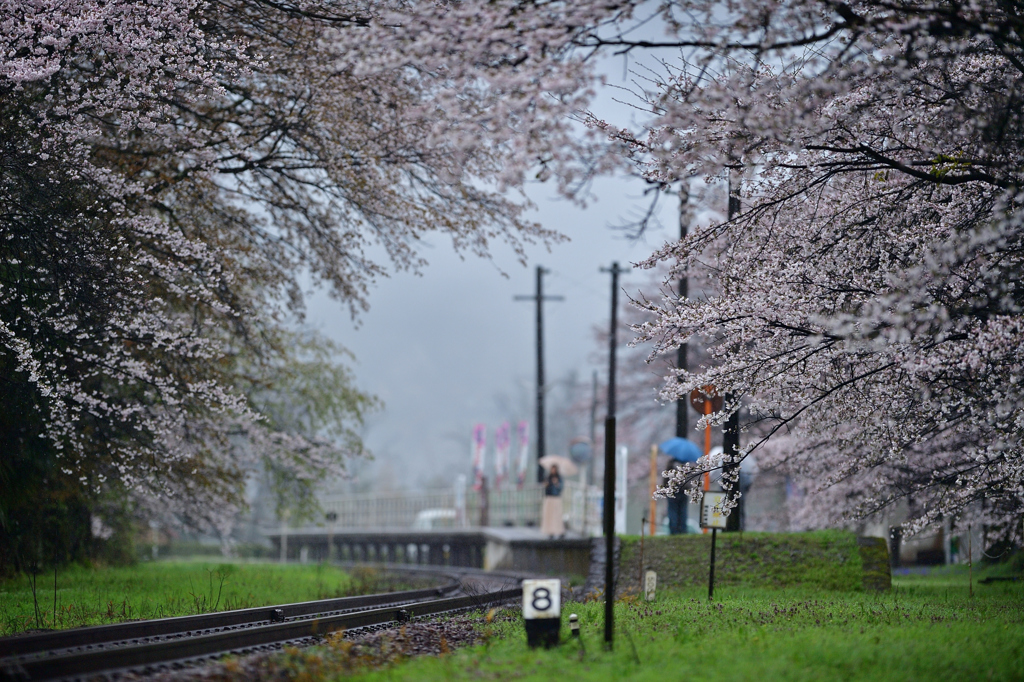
left=516, top=420, right=530, bottom=488
left=472, top=423, right=487, bottom=491
left=494, top=421, right=510, bottom=490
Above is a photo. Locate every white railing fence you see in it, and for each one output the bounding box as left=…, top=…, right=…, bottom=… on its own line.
left=312, top=482, right=602, bottom=535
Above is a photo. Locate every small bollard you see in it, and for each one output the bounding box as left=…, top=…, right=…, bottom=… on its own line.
left=569, top=613, right=579, bottom=637
left=644, top=570, right=657, bottom=602
left=522, top=579, right=561, bottom=648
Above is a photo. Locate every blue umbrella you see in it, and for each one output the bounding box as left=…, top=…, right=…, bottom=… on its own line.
left=659, top=437, right=702, bottom=463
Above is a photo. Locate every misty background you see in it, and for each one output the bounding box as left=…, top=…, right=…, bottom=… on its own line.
left=303, top=42, right=727, bottom=496
left=307, top=172, right=682, bottom=493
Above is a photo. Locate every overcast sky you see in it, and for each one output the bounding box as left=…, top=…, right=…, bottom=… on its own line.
left=306, top=49, right=689, bottom=492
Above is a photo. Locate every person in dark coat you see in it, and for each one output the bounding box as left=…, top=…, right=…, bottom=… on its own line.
left=665, top=459, right=689, bottom=534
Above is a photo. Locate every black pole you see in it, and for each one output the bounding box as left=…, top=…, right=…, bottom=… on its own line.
left=536, top=266, right=546, bottom=484
left=608, top=265, right=619, bottom=415
left=589, top=370, right=598, bottom=486
left=723, top=172, right=742, bottom=531
left=676, top=183, right=690, bottom=439
left=670, top=184, right=692, bottom=536
left=515, top=266, right=563, bottom=484
left=600, top=261, right=628, bottom=649
left=708, top=527, right=718, bottom=600
left=723, top=399, right=741, bottom=531
left=603, top=415, right=615, bottom=647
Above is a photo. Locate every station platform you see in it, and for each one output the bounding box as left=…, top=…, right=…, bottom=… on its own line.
left=480, top=527, right=591, bottom=575
left=264, top=525, right=593, bottom=576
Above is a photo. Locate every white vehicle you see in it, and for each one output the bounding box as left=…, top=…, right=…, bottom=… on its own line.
left=412, top=508, right=457, bottom=530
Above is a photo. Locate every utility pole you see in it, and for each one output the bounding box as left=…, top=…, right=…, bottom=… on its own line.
left=589, top=370, right=598, bottom=486
left=676, top=183, right=691, bottom=439
left=600, top=261, right=628, bottom=649
left=723, top=170, right=742, bottom=532
left=515, top=266, right=564, bottom=483
left=665, top=183, right=695, bottom=536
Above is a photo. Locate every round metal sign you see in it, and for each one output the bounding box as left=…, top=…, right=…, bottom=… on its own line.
left=689, top=385, right=723, bottom=415
left=569, top=439, right=593, bottom=464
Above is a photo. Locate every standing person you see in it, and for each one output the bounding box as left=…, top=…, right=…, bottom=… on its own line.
left=659, top=438, right=701, bottom=534
left=541, top=464, right=564, bottom=538
left=665, top=459, right=689, bottom=534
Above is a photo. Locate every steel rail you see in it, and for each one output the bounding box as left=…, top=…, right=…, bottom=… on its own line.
left=0, top=577, right=461, bottom=659
left=1, top=586, right=521, bottom=682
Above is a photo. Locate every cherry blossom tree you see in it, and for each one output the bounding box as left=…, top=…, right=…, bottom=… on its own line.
left=590, top=1, right=1024, bottom=539
left=6, top=0, right=1021, bottom=566
left=0, top=0, right=624, bottom=564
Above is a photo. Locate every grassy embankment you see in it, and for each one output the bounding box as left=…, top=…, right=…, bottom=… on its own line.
left=614, top=529, right=889, bottom=594
left=253, top=531, right=1023, bottom=681
left=0, top=561, right=404, bottom=635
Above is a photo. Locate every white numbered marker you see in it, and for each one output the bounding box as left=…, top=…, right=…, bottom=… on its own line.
left=644, top=570, right=657, bottom=601
left=522, top=579, right=561, bottom=619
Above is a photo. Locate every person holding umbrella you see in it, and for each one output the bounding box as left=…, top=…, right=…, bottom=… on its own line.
left=538, top=455, right=576, bottom=538
left=659, top=437, right=702, bottom=534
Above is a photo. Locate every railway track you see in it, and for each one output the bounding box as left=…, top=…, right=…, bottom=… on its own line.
left=0, top=567, right=523, bottom=682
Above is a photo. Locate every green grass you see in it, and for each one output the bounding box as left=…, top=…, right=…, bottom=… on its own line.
left=231, top=543, right=1020, bottom=682
left=0, top=561, right=400, bottom=635
left=617, top=530, right=873, bottom=594
left=338, top=572, right=1023, bottom=681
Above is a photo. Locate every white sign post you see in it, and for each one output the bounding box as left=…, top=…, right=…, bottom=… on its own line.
left=700, top=492, right=728, bottom=600
left=522, top=579, right=561, bottom=648
left=701, top=491, right=728, bottom=530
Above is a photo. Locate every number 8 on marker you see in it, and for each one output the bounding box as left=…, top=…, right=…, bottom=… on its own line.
left=531, top=587, right=551, bottom=612
left=522, top=579, right=560, bottom=620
